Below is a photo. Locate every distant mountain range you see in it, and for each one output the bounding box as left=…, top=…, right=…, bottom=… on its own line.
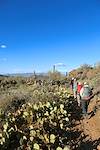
left=0, top=71, right=66, bottom=77
left=2, top=73, right=48, bottom=77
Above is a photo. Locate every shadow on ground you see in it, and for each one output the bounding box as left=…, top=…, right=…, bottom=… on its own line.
left=78, top=138, right=100, bottom=150
left=68, top=99, right=100, bottom=150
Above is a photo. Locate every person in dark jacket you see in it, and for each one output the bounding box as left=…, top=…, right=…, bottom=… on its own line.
left=70, top=77, right=74, bottom=92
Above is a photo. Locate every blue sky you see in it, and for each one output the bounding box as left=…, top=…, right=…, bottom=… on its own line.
left=0, top=0, right=100, bottom=73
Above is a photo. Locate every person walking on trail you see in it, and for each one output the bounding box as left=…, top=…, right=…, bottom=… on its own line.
left=70, top=77, right=74, bottom=92
left=73, top=78, right=78, bottom=99
left=77, top=82, right=83, bottom=107
left=80, top=82, right=93, bottom=118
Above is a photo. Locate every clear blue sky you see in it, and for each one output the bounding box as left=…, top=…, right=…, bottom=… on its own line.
left=0, top=0, right=100, bottom=73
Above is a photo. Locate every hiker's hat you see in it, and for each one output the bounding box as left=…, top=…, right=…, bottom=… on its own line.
left=84, top=82, right=88, bottom=85
left=78, top=82, right=81, bottom=85
left=84, top=82, right=89, bottom=87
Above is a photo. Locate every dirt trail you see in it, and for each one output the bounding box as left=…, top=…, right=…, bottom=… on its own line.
left=86, top=98, right=100, bottom=141
left=70, top=99, right=100, bottom=150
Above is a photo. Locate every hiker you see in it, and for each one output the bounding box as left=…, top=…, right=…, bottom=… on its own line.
left=73, top=78, right=78, bottom=99
left=77, top=82, right=83, bottom=106
left=70, top=77, right=74, bottom=92
left=80, top=82, right=93, bottom=117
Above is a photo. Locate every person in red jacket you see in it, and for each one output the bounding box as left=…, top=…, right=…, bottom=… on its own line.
left=77, top=82, right=83, bottom=106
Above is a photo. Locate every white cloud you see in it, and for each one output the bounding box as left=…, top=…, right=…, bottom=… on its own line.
left=0, top=44, right=7, bottom=48
left=54, top=63, right=66, bottom=66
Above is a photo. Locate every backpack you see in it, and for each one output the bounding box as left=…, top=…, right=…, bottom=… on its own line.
left=73, top=82, right=77, bottom=91
left=81, top=86, right=93, bottom=100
